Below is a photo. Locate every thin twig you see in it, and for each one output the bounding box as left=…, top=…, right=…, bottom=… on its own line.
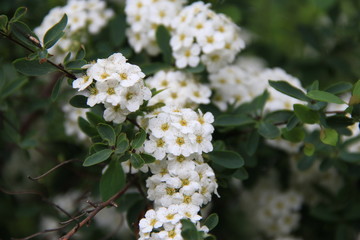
left=59, top=177, right=137, bottom=240
left=11, top=226, right=69, bottom=240
left=0, top=187, right=78, bottom=228
left=0, top=31, right=77, bottom=80
left=28, top=159, right=80, bottom=181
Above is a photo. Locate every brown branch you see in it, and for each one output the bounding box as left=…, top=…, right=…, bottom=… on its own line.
left=28, top=159, right=80, bottom=181
left=59, top=177, right=137, bottom=240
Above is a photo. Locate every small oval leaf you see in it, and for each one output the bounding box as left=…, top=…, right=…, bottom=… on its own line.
left=83, top=149, right=113, bottom=167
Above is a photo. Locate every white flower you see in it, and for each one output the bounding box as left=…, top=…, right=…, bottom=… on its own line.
left=72, top=75, right=93, bottom=91
left=139, top=209, right=162, bottom=233
left=103, top=103, right=129, bottom=124
left=157, top=206, right=182, bottom=225
left=173, top=44, right=201, bottom=68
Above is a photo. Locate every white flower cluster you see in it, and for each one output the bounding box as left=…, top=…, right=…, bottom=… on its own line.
left=72, top=53, right=151, bottom=124
left=138, top=154, right=218, bottom=239
left=171, top=2, right=245, bottom=72
left=125, top=0, right=186, bottom=55
left=209, top=57, right=305, bottom=112
left=35, top=0, right=114, bottom=61
left=241, top=173, right=303, bottom=238
left=62, top=102, right=90, bottom=140
left=143, top=106, right=214, bottom=159
left=146, top=70, right=211, bottom=109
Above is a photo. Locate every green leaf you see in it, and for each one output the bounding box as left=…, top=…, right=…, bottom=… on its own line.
left=304, top=143, right=315, bottom=156
left=100, top=159, right=125, bottom=201
left=326, top=116, right=354, bottom=129
left=320, top=128, right=338, bottom=146
left=50, top=77, right=63, bottom=102
left=83, top=149, right=113, bottom=167
left=65, top=59, right=87, bottom=70
left=246, top=130, right=259, bottom=156
left=69, top=95, right=89, bottom=108
left=10, top=7, right=27, bottom=23
left=286, top=114, right=300, bottom=130
left=44, top=14, right=67, bottom=49
left=269, top=80, right=309, bottom=101
left=140, top=153, right=156, bottom=164
left=90, top=143, right=108, bottom=154
left=131, top=129, right=147, bottom=149
left=140, top=62, right=170, bottom=75
left=97, top=123, right=116, bottom=146
left=0, top=15, right=8, bottom=31
left=293, top=104, right=319, bottom=124
left=1, top=76, right=28, bottom=99
left=339, top=151, right=360, bottom=163
left=307, top=90, right=345, bottom=104
left=233, top=167, right=249, bottom=180
left=130, top=153, right=145, bottom=169
left=352, top=80, right=360, bottom=97
left=214, top=114, right=255, bottom=127
left=325, top=82, right=353, bottom=95
left=207, top=150, right=244, bottom=169
left=78, top=117, right=97, bottom=137
left=75, top=45, right=86, bottom=60
left=10, top=21, right=39, bottom=50
left=115, top=133, right=129, bottom=154
left=281, top=127, right=305, bottom=143
left=252, top=90, right=269, bottom=113
left=86, top=111, right=105, bottom=126
left=156, top=25, right=172, bottom=64
left=110, top=13, right=126, bottom=47
left=258, top=121, right=280, bottom=139
left=203, top=213, right=219, bottom=231
left=264, top=110, right=293, bottom=124
left=181, top=219, right=201, bottom=240
left=13, top=58, right=57, bottom=76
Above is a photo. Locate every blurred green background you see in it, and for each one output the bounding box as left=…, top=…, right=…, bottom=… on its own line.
left=1, top=0, right=360, bottom=239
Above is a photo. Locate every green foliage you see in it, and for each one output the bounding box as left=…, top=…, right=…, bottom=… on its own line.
left=293, top=104, right=320, bottom=124
left=258, top=121, right=280, bottom=139
left=269, top=80, right=310, bottom=101
left=203, top=213, right=219, bottom=231
left=69, top=95, right=89, bottom=108
left=50, top=77, right=63, bottom=102
left=307, top=90, right=345, bottom=104
left=83, top=149, right=113, bottom=167
left=9, top=7, right=27, bottom=23
left=156, top=25, right=172, bottom=64
left=13, top=58, right=57, bottom=76
left=320, top=128, right=338, bottom=146
left=0, top=15, right=8, bottom=31
left=214, top=114, right=254, bottom=127
left=97, top=123, right=116, bottom=146
left=115, top=133, right=129, bottom=154
left=181, top=219, right=202, bottom=240
left=207, top=150, right=244, bottom=169
left=130, top=153, right=145, bottom=169
left=100, top=159, right=125, bottom=201
left=43, top=14, right=67, bottom=49
left=131, top=129, right=147, bottom=149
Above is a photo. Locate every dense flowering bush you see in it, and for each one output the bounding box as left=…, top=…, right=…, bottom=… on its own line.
left=1, top=0, right=360, bottom=240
